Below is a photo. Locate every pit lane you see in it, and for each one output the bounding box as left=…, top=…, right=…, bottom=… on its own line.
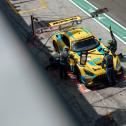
left=1, top=0, right=126, bottom=125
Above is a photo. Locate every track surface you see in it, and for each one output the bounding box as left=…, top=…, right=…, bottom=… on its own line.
left=88, top=0, right=126, bottom=28
left=1, top=0, right=126, bottom=126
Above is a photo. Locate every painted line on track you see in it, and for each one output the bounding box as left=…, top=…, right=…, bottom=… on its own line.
left=39, top=0, right=48, bottom=9
left=68, top=0, right=126, bottom=45
left=7, top=0, right=47, bottom=14
left=85, top=0, right=126, bottom=31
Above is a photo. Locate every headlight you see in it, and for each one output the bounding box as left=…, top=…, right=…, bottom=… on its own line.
left=116, top=62, right=121, bottom=71
left=85, top=70, right=94, bottom=76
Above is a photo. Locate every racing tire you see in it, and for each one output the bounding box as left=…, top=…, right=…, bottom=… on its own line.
left=53, top=41, right=59, bottom=53
left=74, top=66, right=87, bottom=86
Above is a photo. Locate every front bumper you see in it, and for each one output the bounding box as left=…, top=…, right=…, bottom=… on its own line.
left=86, top=68, right=123, bottom=86
left=81, top=67, right=123, bottom=86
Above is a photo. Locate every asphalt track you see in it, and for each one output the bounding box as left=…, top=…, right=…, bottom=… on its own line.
left=1, top=0, right=126, bottom=126
left=69, top=0, right=126, bottom=45
left=88, top=0, right=126, bottom=28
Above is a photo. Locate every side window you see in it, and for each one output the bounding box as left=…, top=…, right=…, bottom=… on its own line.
left=62, top=35, right=70, bottom=48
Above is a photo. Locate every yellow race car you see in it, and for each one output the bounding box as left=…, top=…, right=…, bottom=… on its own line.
left=51, top=27, right=122, bottom=86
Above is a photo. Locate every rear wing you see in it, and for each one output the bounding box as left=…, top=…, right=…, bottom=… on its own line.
left=48, top=16, right=82, bottom=27
left=35, top=16, right=82, bottom=34
left=35, top=8, right=108, bottom=34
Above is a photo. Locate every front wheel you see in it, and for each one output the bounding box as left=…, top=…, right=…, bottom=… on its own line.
left=74, top=66, right=87, bottom=85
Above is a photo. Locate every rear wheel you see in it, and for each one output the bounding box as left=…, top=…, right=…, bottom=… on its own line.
left=53, top=41, right=59, bottom=53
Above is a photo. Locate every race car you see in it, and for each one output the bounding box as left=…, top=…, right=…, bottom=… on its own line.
left=51, top=27, right=123, bottom=86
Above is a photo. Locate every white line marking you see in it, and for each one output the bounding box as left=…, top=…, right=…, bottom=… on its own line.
left=88, top=8, right=95, bottom=13
left=68, top=0, right=126, bottom=45
left=123, top=36, right=126, bottom=39
left=97, top=16, right=106, bottom=20
left=85, top=0, right=126, bottom=31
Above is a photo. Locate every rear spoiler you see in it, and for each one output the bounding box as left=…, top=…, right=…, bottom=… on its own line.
left=35, top=7, right=108, bottom=34
left=35, top=16, right=82, bottom=34
left=48, top=16, right=82, bottom=27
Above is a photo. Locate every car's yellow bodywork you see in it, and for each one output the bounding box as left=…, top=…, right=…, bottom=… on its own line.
left=52, top=27, right=122, bottom=85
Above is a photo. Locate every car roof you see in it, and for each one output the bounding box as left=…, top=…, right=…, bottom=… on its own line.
left=64, top=27, right=93, bottom=43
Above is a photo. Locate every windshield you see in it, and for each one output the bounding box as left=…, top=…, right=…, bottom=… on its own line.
left=72, top=37, right=99, bottom=52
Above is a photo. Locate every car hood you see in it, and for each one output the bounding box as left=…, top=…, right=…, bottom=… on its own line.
left=74, top=44, right=107, bottom=75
